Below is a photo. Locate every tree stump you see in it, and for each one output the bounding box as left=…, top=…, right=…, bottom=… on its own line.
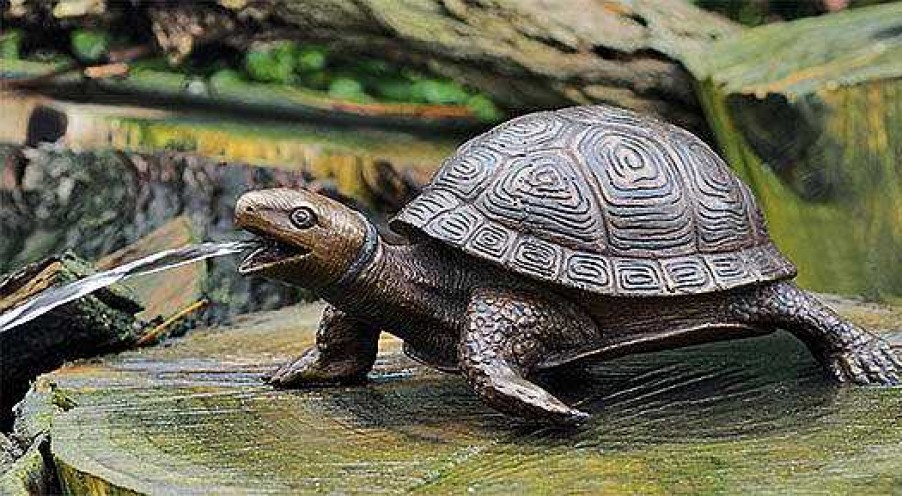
left=17, top=297, right=902, bottom=494
left=693, top=2, right=902, bottom=300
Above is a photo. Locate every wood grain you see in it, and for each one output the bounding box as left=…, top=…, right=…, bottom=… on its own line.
left=19, top=297, right=902, bottom=494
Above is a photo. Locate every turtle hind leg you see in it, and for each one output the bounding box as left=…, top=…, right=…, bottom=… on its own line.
left=734, top=281, right=902, bottom=385
left=267, top=305, right=379, bottom=387
left=460, top=287, right=594, bottom=425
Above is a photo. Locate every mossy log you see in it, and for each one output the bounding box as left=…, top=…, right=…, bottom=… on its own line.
left=0, top=217, right=209, bottom=427
left=3, top=0, right=740, bottom=134
left=210, top=0, right=738, bottom=132
left=692, top=3, right=902, bottom=301
left=18, top=297, right=902, bottom=494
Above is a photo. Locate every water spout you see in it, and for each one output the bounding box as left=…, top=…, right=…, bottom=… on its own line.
left=0, top=240, right=256, bottom=333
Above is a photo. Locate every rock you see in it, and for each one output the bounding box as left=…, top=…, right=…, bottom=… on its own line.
left=692, top=2, right=902, bottom=300
left=16, top=296, right=902, bottom=493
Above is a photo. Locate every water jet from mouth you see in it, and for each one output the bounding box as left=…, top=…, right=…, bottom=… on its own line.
left=0, top=240, right=257, bottom=332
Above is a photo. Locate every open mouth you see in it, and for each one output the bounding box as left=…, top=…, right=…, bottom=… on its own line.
left=238, top=231, right=310, bottom=274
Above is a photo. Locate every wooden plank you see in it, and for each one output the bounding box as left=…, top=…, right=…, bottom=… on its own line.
left=19, top=297, right=902, bottom=494
left=97, top=216, right=203, bottom=321
left=692, top=3, right=902, bottom=300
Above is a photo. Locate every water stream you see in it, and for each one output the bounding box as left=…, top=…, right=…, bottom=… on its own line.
left=0, top=240, right=256, bottom=332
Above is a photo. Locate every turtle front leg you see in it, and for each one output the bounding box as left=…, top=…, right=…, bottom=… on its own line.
left=734, top=281, right=901, bottom=385
left=460, top=287, right=595, bottom=425
left=267, top=304, right=379, bottom=387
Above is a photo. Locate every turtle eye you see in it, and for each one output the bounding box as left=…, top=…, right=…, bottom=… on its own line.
left=289, top=207, right=317, bottom=229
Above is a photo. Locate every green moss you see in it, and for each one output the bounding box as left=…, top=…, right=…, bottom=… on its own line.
left=0, top=435, right=53, bottom=495
left=409, top=79, right=470, bottom=105
left=467, top=94, right=504, bottom=122
left=244, top=42, right=299, bottom=84
left=295, top=46, right=327, bottom=73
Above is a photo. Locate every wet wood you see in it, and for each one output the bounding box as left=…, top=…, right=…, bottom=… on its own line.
left=0, top=253, right=142, bottom=428
left=20, top=296, right=902, bottom=494
left=97, top=216, right=204, bottom=322
left=0, top=217, right=207, bottom=427
left=692, top=3, right=902, bottom=300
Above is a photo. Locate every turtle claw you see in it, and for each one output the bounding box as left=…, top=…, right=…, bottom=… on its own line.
left=825, top=338, right=901, bottom=386
left=266, top=347, right=369, bottom=388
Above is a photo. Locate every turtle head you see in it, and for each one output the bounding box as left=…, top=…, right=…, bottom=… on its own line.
left=234, top=188, right=374, bottom=288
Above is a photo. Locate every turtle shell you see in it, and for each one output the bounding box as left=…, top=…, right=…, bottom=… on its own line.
left=390, top=105, right=796, bottom=296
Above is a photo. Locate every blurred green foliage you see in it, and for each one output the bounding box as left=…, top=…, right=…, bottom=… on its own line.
left=244, top=41, right=298, bottom=84
left=0, top=30, right=23, bottom=60
left=327, top=77, right=372, bottom=103
left=70, top=30, right=109, bottom=63
left=8, top=25, right=505, bottom=122
left=241, top=41, right=503, bottom=121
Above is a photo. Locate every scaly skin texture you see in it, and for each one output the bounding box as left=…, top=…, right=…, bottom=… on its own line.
left=236, top=188, right=901, bottom=424
left=730, top=282, right=902, bottom=385
left=236, top=100, right=902, bottom=424
left=266, top=306, right=379, bottom=386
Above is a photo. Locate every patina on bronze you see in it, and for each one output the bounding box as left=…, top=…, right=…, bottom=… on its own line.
left=235, top=105, right=901, bottom=425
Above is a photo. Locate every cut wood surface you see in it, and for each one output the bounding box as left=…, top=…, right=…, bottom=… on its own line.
left=693, top=2, right=902, bottom=300
left=21, top=296, right=902, bottom=494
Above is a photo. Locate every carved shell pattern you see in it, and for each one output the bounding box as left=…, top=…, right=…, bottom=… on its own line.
left=391, top=105, right=796, bottom=296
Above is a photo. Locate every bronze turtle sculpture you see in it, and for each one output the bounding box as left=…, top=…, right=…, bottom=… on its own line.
left=235, top=105, right=901, bottom=424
